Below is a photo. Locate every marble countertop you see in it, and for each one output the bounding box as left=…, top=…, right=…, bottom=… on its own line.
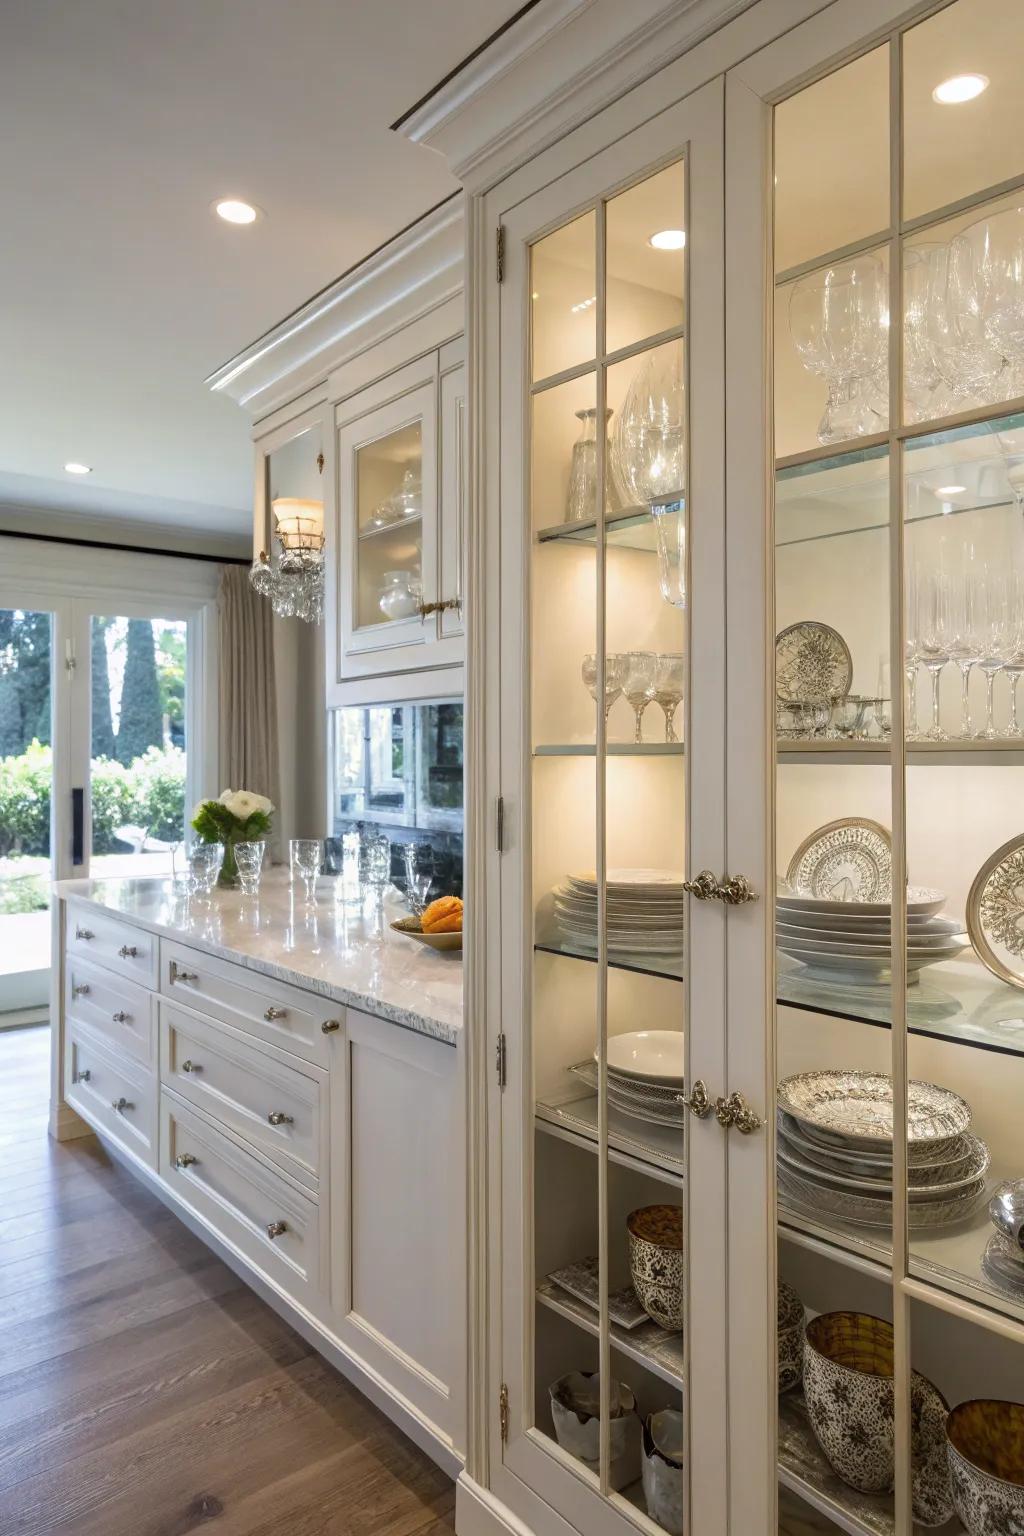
left=54, top=872, right=463, bottom=1046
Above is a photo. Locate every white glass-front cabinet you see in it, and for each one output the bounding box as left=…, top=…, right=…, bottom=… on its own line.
left=333, top=345, right=465, bottom=682
left=476, top=0, right=1024, bottom=1533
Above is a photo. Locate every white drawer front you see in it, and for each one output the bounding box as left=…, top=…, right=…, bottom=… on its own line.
left=161, top=1093, right=322, bottom=1306
left=66, top=902, right=159, bottom=988
left=160, top=1004, right=324, bottom=1194
left=65, top=1024, right=158, bottom=1169
left=161, top=940, right=339, bottom=1068
left=66, top=955, right=156, bottom=1068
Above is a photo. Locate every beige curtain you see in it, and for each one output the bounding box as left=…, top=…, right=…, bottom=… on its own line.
left=217, top=567, right=281, bottom=855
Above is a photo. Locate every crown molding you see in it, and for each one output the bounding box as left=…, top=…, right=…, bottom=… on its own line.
left=395, top=0, right=756, bottom=189
left=207, top=198, right=465, bottom=420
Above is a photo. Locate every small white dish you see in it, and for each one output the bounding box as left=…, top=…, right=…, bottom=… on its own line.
left=602, top=1030, right=685, bottom=1084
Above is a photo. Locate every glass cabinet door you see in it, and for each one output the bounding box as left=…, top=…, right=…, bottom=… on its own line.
left=253, top=418, right=325, bottom=625
left=765, top=1, right=1024, bottom=1530
left=494, top=78, right=733, bottom=1536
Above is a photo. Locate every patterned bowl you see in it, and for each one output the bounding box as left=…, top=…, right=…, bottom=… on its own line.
left=777, top=1280, right=805, bottom=1394
left=627, top=1205, right=684, bottom=1331
left=947, top=1399, right=1024, bottom=1536
left=803, top=1313, right=953, bottom=1525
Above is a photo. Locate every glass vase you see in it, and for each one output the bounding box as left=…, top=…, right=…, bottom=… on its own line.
left=564, top=408, right=612, bottom=523
left=611, top=340, right=686, bottom=511
left=217, top=836, right=240, bottom=889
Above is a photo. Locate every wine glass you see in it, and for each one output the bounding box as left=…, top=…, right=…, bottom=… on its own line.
left=929, top=228, right=1009, bottom=405
left=789, top=256, right=888, bottom=444
left=234, top=839, right=266, bottom=897
left=947, top=568, right=985, bottom=739
left=610, top=342, right=685, bottom=511
left=904, top=564, right=922, bottom=740
left=290, top=838, right=323, bottom=902
left=916, top=572, right=954, bottom=742
left=974, top=572, right=1017, bottom=741
left=652, top=653, right=685, bottom=743
left=582, top=653, right=627, bottom=723
left=622, top=651, right=657, bottom=744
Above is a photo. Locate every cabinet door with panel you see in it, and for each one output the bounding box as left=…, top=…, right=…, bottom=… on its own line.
left=438, top=356, right=466, bottom=642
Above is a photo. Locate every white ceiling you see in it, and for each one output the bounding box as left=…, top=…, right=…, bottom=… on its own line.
left=0, top=0, right=515, bottom=541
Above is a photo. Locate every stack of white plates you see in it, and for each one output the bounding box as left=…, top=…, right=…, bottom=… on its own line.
left=570, top=1029, right=686, bottom=1128
left=553, top=869, right=685, bottom=957
left=776, top=886, right=969, bottom=981
left=776, top=1070, right=989, bottom=1229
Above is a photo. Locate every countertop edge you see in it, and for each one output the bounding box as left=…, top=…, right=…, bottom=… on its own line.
left=56, top=881, right=461, bottom=1048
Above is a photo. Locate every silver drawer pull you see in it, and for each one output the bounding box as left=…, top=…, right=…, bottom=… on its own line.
left=175, top=1152, right=198, bottom=1170
left=117, top=944, right=138, bottom=959
left=169, top=961, right=198, bottom=983
left=71, top=983, right=90, bottom=999
left=111, top=1097, right=133, bottom=1114
left=321, top=1019, right=341, bottom=1034
left=264, top=1006, right=287, bottom=1021
left=75, top=926, right=93, bottom=941
left=112, top=1010, right=130, bottom=1024
left=72, top=1068, right=91, bottom=1084
left=267, top=1111, right=294, bottom=1126
left=266, top=1220, right=288, bottom=1240
left=181, top=1059, right=200, bottom=1074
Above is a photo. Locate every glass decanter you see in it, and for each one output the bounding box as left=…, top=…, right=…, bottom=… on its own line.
left=564, top=408, right=612, bottom=523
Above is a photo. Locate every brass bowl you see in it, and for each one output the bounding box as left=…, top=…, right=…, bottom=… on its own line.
left=947, top=1400, right=1024, bottom=1535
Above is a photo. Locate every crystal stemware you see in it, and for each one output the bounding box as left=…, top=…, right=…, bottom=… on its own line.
left=904, top=563, right=922, bottom=740
left=916, top=571, right=954, bottom=742
left=582, top=653, right=627, bottom=723
left=611, top=342, right=685, bottom=512
left=930, top=228, right=1010, bottom=405
left=652, top=653, right=685, bottom=743
left=622, top=651, right=657, bottom=745
left=290, top=838, right=324, bottom=902
left=789, top=256, right=888, bottom=444
left=233, top=839, right=266, bottom=897
left=402, top=841, right=436, bottom=915
left=974, top=572, right=1017, bottom=741
left=947, top=567, right=985, bottom=739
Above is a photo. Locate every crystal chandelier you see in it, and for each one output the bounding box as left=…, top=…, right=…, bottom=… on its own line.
left=250, top=496, right=325, bottom=623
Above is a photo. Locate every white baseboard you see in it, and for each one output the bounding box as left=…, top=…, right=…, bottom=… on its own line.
left=456, top=1475, right=559, bottom=1536
left=49, top=1102, right=93, bottom=1141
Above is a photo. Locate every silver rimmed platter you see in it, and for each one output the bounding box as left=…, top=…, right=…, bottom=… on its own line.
left=967, top=833, right=1024, bottom=991
left=776, top=1133, right=990, bottom=1198
left=777, top=885, right=945, bottom=917
left=777, top=1071, right=971, bottom=1147
left=777, top=1113, right=982, bottom=1179
left=785, top=818, right=892, bottom=902
left=775, top=620, right=853, bottom=705
left=778, top=1166, right=987, bottom=1230
left=982, top=1232, right=1024, bottom=1297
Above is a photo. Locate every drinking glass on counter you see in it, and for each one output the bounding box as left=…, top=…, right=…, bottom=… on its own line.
left=187, top=841, right=223, bottom=895
left=359, top=830, right=391, bottom=904
left=403, top=841, right=436, bottom=915
left=234, top=840, right=266, bottom=897
left=290, top=838, right=324, bottom=902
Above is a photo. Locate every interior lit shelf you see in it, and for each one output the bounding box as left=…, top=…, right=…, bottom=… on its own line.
left=356, top=512, right=422, bottom=543
left=535, top=1095, right=683, bottom=1184
left=534, top=742, right=684, bottom=757
left=536, top=1277, right=684, bottom=1388
left=535, top=936, right=684, bottom=982
left=777, top=739, right=1024, bottom=764
left=536, top=505, right=659, bottom=552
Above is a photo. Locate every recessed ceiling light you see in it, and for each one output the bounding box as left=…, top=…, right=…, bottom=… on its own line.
left=935, top=484, right=966, bottom=496
left=64, top=462, right=92, bottom=475
left=648, top=229, right=686, bottom=251
left=932, top=74, right=989, bottom=105
left=213, top=198, right=259, bottom=225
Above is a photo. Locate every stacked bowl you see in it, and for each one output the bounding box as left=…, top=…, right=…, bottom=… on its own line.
left=776, top=1070, right=990, bottom=1229
left=776, top=886, right=969, bottom=983
left=553, top=869, right=685, bottom=960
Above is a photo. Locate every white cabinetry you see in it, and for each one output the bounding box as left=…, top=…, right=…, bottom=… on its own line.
left=55, top=903, right=463, bottom=1471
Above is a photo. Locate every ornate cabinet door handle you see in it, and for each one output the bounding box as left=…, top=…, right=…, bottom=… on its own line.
left=683, top=871, right=759, bottom=905
left=681, top=1079, right=713, bottom=1118
left=714, top=1092, right=763, bottom=1134
left=682, top=870, right=721, bottom=901
left=266, top=1221, right=288, bottom=1240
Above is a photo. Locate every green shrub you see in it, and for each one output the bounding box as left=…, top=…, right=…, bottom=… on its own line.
left=126, top=745, right=186, bottom=844
left=0, top=742, right=187, bottom=856
left=0, top=740, right=51, bottom=856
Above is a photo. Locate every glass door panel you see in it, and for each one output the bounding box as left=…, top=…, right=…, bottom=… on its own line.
left=86, top=614, right=189, bottom=878
left=355, top=420, right=423, bottom=629
left=0, top=607, right=54, bottom=1022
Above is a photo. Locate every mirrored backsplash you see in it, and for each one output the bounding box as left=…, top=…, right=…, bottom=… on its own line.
left=329, top=701, right=463, bottom=899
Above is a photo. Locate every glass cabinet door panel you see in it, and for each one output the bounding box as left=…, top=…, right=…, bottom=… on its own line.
left=355, top=420, right=424, bottom=629
left=774, top=45, right=889, bottom=277
left=605, top=161, right=686, bottom=357
left=531, top=210, right=598, bottom=385
left=903, top=0, right=1024, bottom=223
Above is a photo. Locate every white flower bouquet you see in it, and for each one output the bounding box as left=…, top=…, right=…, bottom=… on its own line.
left=191, top=788, right=274, bottom=887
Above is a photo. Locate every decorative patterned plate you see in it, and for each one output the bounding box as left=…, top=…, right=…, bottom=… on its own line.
left=967, top=833, right=1024, bottom=991
left=982, top=1232, right=1024, bottom=1298
left=776, top=1131, right=990, bottom=1197
left=775, top=621, right=853, bottom=705
left=777, top=885, right=945, bottom=917
left=777, top=1070, right=972, bottom=1147
left=546, top=1257, right=650, bottom=1330
left=778, top=1166, right=987, bottom=1230
left=778, top=1113, right=981, bottom=1180
left=785, top=818, right=892, bottom=902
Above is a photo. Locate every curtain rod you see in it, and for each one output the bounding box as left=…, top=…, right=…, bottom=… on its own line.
left=0, top=527, right=249, bottom=566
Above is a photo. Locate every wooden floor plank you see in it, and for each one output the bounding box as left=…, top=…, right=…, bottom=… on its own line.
left=0, top=1026, right=457, bottom=1536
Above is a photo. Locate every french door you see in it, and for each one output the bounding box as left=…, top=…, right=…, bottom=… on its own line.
left=488, top=77, right=748, bottom=1536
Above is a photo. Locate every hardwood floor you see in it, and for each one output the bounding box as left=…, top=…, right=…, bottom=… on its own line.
left=0, top=1026, right=455, bottom=1536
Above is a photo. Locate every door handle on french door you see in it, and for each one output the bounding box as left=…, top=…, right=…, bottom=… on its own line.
left=72, top=787, right=84, bottom=865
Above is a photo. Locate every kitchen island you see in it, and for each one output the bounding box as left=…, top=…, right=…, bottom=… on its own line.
left=50, top=872, right=465, bottom=1472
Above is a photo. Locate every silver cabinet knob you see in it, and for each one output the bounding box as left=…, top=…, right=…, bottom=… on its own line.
left=264, top=1006, right=287, bottom=1021
left=682, top=1079, right=712, bottom=1119
left=75, top=926, right=93, bottom=940
left=112, top=1010, right=130, bottom=1024
left=266, top=1220, right=288, bottom=1240
left=181, top=1059, right=200, bottom=1074
left=682, top=870, right=758, bottom=905
left=71, top=983, right=90, bottom=999
left=117, top=944, right=138, bottom=959
left=715, top=1091, right=763, bottom=1134
left=111, top=1097, right=133, bottom=1114
left=72, top=1068, right=91, bottom=1084
left=320, top=1019, right=341, bottom=1034
left=174, top=1152, right=198, bottom=1169
left=169, top=961, right=198, bottom=983
left=267, top=1111, right=294, bottom=1126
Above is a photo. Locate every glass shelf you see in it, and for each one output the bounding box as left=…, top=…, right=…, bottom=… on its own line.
left=535, top=936, right=685, bottom=982
left=536, top=505, right=660, bottom=552
left=534, top=743, right=684, bottom=757
left=357, top=512, right=422, bottom=543
left=536, top=1094, right=683, bottom=1183
left=778, top=740, right=1024, bottom=764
